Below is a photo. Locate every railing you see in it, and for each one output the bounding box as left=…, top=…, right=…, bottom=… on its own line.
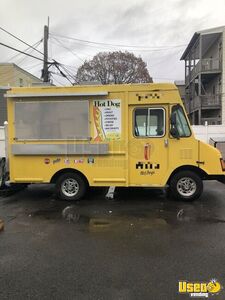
left=201, top=95, right=221, bottom=107
left=200, top=117, right=221, bottom=125
left=185, top=58, right=222, bottom=82
left=189, top=95, right=221, bottom=112
left=201, top=58, right=221, bottom=72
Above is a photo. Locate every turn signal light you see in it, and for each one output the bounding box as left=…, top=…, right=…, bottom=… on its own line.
left=220, top=158, right=225, bottom=171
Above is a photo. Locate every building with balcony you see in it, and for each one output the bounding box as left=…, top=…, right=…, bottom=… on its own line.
left=181, top=26, right=225, bottom=125
left=175, top=80, right=185, bottom=104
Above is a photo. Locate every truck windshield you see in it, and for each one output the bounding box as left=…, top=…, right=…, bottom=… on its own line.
left=172, top=105, right=191, bottom=137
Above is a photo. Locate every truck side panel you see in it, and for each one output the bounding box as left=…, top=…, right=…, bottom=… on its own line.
left=8, top=91, right=128, bottom=186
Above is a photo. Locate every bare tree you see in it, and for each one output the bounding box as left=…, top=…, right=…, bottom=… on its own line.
left=75, top=51, right=152, bottom=84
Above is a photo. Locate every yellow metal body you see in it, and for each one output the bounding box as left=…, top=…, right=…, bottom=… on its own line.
left=6, top=83, right=225, bottom=186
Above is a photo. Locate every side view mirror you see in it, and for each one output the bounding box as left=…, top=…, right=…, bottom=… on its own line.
left=170, top=112, right=180, bottom=139
left=170, top=112, right=177, bottom=126
left=170, top=127, right=180, bottom=139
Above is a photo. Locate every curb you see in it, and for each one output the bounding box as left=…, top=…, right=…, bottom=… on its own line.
left=0, top=219, right=4, bottom=232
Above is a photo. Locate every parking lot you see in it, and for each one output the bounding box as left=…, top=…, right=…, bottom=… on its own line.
left=0, top=181, right=225, bottom=300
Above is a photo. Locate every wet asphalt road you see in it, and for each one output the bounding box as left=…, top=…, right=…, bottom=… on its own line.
left=0, top=181, right=225, bottom=300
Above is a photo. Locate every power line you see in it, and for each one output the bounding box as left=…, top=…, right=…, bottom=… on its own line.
left=16, top=40, right=43, bottom=65
left=57, top=63, right=78, bottom=84
left=0, top=27, right=74, bottom=84
left=59, top=65, right=76, bottom=79
left=51, top=74, right=64, bottom=86
left=6, top=39, right=43, bottom=62
left=148, top=48, right=184, bottom=68
left=52, top=62, right=74, bottom=85
left=23, top=62, right=43, bottom=71
left=50, top=32, right=187, bottom=51
left=51, top=71, right=72, bottom=80
left=59, top=63, right=78, bottom=71
left=0, top=41, right=52, bottom=63
left=51, top=37, right=184, bottom=53
left=51, top=36, right=125, bottom=52
left=0, top=26, right=44, bottom=56
left=51, top=37, right=85, bottom=63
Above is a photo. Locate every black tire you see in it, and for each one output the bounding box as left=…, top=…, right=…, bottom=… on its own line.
left=55, top=172, right=87, bottom=201
left=168, top=170, right=203, bottom=201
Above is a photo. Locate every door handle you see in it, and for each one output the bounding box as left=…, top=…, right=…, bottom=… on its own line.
left=144, top=143, right=150, bottom=160
left=164, top=138, right=169, bottom=147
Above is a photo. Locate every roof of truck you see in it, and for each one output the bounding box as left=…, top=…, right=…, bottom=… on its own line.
left=6, top=83, right=177, bottom=98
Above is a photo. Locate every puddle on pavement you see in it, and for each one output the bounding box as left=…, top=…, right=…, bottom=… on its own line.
left=29, top=208, right=61, bottom=220
left=89, top=216, right=167, bottom=232
left=2, top=185, right=225, bottom=235
left=26, top=200, right=225, bottom=233
left=19, top=186, right=225, bottom=230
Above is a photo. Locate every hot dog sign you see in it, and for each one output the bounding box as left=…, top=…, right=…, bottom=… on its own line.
left=93, top=100, right=121, bottom=141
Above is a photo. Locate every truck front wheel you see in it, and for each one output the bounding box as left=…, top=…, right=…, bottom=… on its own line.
left=169, top=171, right=203, bottom=201
left=55, top=172, right=87, bottom=201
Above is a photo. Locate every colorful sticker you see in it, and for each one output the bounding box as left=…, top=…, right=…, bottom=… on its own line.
left=53, top=158, right=61, bottom=164
left=87, top=157, right=94, bottom=164
left=74, top=159, right=84, bottom=164
left=64, top=158, right=70, bottom=164
left=44, top=158, right=50, bottom=164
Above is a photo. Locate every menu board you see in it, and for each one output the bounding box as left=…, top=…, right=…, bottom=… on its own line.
left=93, top=99, right=121, bottom=141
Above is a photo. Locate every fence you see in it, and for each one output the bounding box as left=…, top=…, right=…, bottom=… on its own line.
left=192, top=125, right=225, bottom=158
left=192, top=125, right=225, bottom=143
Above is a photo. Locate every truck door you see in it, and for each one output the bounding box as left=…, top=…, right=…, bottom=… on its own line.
left=128, top=105, right=169, bottom=186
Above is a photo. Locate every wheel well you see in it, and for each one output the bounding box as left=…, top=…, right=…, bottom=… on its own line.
left=50, top=168, right=89, bottom=186
left=167, top=165, right=208, bottom=184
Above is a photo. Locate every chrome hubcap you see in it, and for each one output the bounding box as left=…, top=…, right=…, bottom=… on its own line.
left=177, top=177, right=197, bottom=197
left=62, top=178, right=79, bottom=197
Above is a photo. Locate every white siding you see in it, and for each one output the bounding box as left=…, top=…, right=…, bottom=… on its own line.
left=192, top=125, right=225, bottom=143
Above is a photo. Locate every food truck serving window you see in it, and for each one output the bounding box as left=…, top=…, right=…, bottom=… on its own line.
left=134, top=108, right=165, bottom=137
left=14, top=100, right=89, bottom=140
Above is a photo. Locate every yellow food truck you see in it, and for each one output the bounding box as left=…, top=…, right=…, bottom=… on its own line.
left=1, top=83, right=225, bottom=201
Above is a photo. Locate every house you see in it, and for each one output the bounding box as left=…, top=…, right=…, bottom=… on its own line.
left=0, top=63, right=42, bottom=125
left=175, top=80, right=186, bottom=103
left=181, top=26, right=225, bottom=125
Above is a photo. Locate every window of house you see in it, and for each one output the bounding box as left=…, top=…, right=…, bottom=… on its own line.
left=19, top=78, right=23, bottom=87
left=134, top=108, right=165, bottom=137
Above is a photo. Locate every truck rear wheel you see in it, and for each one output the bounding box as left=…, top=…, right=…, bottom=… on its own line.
left=169, top=170, right=203, bottom=201
left=55, top=172, right=87, bottom=201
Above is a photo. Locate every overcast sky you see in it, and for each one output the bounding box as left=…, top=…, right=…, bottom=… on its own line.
left=0, top=0, right=225, bottom=85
